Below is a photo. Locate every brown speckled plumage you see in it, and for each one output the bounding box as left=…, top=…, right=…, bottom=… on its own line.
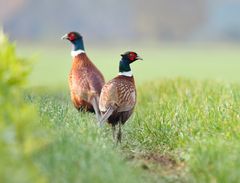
left=99, top=75, right=136, bottom=143
left=69, top=53, right=105, bottom=113
left=98, top=51, right=142, bottom=143
left=99, top=75, right=136, bottom=125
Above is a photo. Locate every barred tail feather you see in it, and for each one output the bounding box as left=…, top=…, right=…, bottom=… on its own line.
left=99, top=105, right=117, bottom=127
left=91, top=96, right=101, bottom=121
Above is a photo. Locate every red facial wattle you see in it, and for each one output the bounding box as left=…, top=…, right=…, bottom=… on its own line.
left=68, top=33, right=75, bottom=41
left=128, top=52, right=136, bottom=61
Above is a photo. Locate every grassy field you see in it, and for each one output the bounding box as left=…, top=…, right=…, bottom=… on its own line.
left=17, top=45, right=240, bottom=182
left=18, top=44, right=240, bottom=87
left=27, top=79, right=240, bottom=183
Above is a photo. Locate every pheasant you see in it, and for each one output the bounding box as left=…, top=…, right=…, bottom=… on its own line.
left=99, top=51, right=142, bottom=143
left=61, top=32, right=105, bottom=120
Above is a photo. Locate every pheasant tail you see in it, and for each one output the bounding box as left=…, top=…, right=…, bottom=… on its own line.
left=99, top=104, right=118, bottom=126
left=90, top=95, right=101, bottom=121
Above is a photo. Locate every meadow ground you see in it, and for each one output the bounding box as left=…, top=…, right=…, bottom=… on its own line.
left=18, top=44, right=240, bottom=86
left=20, top=45, right=240, bottom=182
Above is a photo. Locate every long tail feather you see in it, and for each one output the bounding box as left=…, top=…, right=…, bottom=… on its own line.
left=91, top=96, right=101, bottom=122
left=99, top=106, right=116, bottom=127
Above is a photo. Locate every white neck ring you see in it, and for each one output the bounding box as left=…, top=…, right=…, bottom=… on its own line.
left=71, top=50, right=85, bottom=57
left=118, top=71, right=133, bottom=77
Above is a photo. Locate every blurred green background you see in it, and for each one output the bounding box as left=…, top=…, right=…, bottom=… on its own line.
left=1, top=0, right=240, bottom=87
left=18, top=45, right=240, bottom=87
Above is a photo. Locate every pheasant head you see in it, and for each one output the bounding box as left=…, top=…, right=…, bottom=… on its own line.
left=61, top=31, right=85, bottom=52
left=119, top=51, right=142, bottom=76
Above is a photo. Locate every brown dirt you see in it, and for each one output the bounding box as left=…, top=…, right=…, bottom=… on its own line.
left=123, top=151, right=186, bottom=182
left=142, top=153, right=177, bottom=168
left=125, top=152, right=185, bottom=172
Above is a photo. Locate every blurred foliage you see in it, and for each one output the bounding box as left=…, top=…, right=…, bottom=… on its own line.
left=0, top=30, right=46, bottom=183
left=189, top=139, right=240, bottom=183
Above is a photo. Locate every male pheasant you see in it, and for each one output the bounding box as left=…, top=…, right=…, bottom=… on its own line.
left=61, top=32, right=105, bottom=120
left=99, top=51, right=142, bottom=143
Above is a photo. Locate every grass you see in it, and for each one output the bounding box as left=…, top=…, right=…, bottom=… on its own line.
left=17, top=44, right=240, bottom=182
left=26, top=78, right=240, bottom=183
left=27, top=91, right=152, bottom=183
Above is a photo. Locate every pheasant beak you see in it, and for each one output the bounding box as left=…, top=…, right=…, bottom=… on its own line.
left=136, top=56, right=143, bottom=60
left=61, top=34, right=68, bottom=40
